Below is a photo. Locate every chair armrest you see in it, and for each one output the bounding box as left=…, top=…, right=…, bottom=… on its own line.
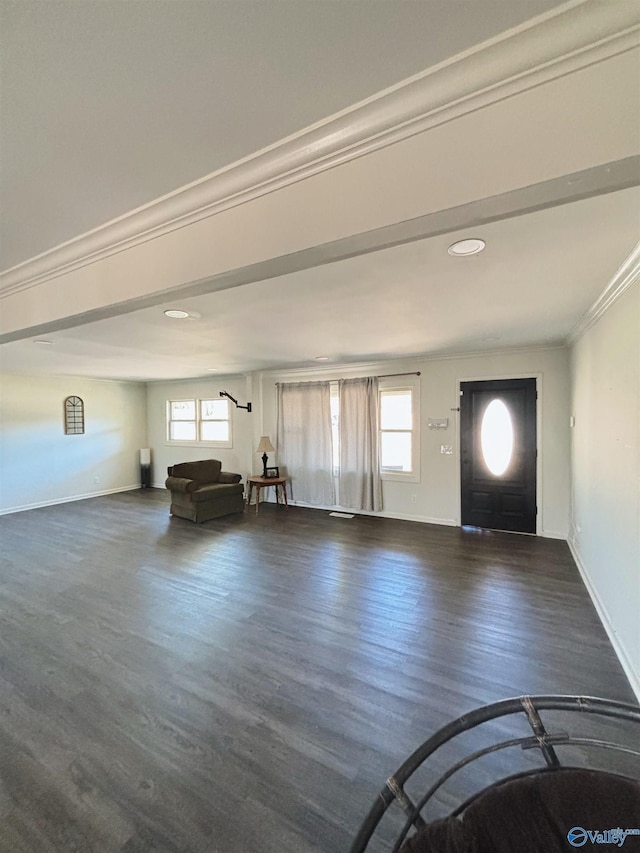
left=165, top=476, right=198, bottom=493
left=219, top=471, right=242, bottom=484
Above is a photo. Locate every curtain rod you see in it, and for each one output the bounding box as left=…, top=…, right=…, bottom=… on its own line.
left=276, top=371, right=420, bottom=387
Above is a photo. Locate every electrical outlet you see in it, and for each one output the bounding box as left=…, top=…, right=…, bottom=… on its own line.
left=410, top=494, right=417, bottom=503
left=94, top=476, right=100, bottom=484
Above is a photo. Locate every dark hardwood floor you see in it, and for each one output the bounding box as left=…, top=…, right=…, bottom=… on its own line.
left=0, top=490, right=636, bottom=852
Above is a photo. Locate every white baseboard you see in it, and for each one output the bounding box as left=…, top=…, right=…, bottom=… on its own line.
left=370, top=509, right=457, bottom=526
left=285, top=500, right=571, bottom=536
left=274, top=499, right=572, bottom=536
left=540, top=529, right=568, bottom=540
left=568, top=537, right=640, bottom=704
left=284, top=499, right=456, bottom=527
left=0, top=485, right=141, bottom=516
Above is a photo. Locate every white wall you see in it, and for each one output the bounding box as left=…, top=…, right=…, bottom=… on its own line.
left=0, top=373, right=147, bottom=514
left=146, top=375, right=254, bottom=486
left=570, top=281, right=640, bottom=697
left=1, top=348, right=570, bottom=535
left=255, top=346, right=571, bottom=538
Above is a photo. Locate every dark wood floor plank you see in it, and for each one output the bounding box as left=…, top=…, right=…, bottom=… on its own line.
left=0, top=489, right=636, bottom=852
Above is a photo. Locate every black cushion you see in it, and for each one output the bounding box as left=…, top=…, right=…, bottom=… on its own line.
left=400, top=769, right=640, bottom=853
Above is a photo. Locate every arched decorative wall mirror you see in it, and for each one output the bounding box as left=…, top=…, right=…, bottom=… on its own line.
left=64, top=395, right=85, bottom=435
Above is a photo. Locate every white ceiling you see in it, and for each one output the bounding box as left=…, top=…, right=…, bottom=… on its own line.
left=1, top=0, right=568, bottom=269
left=2, top=186, right=639, bottom=381
left=1, top=0, right=639, bottom=382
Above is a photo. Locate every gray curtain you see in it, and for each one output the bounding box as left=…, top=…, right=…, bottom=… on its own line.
left=277, top=381, right=335, bottom=505
left=338, top=376, right=382, bottom=511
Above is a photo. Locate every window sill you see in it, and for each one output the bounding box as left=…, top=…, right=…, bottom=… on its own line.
left=165, top=440, right=233, bottom=449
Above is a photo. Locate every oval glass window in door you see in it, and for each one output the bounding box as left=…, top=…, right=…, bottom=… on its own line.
left=480, top=399, right=513, bottom=476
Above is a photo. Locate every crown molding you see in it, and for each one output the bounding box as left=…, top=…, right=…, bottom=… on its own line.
left=2, top=0, right=638, bottom=299
left=144, top=372, right=248, bottom=385
left=568, top=240, right=640, bottom=344
left=0, top=370, right=144, bottom=387
left=259, top=345, right=567, bottom=380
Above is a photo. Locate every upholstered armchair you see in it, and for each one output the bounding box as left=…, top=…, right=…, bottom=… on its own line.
left=165, top=459, right=244, bottom=522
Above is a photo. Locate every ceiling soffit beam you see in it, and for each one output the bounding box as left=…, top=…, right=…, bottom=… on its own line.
left=1, top=53, right=636, bottom=340
left=1, top=0, right=638, bottom=299
left=2, top=156, right=637, bottom=345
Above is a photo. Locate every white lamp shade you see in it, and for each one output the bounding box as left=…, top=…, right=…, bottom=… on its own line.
left=256, top=435, right=275, bottom=453
left=140, top=448, right=151, bottom=465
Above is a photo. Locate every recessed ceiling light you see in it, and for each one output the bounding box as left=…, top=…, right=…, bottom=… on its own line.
left=33, top=339, right=54, bottom=345
left=315, top=356, right=330, bottom=361
left=448, top=238, right=486, bottom=257
left=206, top=368, right=217, bottom=372
left=164, top=309, right=190, bottom=319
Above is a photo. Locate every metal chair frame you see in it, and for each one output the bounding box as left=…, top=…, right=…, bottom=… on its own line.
left=349, top=694, right=640, bottom=853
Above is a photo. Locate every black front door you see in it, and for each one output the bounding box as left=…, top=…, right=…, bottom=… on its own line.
left=460, top=378, right=537, bottom=533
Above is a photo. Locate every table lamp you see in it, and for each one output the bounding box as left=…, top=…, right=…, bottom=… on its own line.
left=256, top=435, right=275, bottom=478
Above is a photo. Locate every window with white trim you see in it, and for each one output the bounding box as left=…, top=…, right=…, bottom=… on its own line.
left=167, top=398, right=232, bottom=446
left=379, top=385, right=419, bottom=481
left=199, top=399, right=230, bottom=442
left=328, top=382, right=419, bottom=480
left=380, top=388, right=413, bottom=472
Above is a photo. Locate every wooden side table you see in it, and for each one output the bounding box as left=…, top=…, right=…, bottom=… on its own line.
left=246, top=476, right=288, bottom=514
